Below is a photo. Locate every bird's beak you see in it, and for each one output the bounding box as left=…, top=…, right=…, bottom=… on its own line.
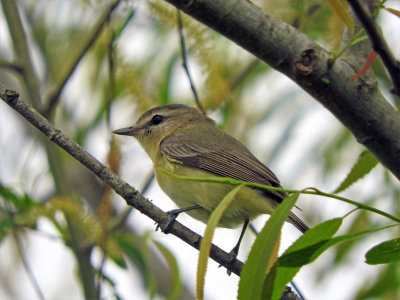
left=112, top=126, right=140, bottom=136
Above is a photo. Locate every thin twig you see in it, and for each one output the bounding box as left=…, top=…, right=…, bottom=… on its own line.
left=42, top=0, right=122, bottom=118
left=2, top=0, right=42, bottom=107
left=12, top=231, right=46, bottom=300
left=176, top=10, right=205, bottom=113
left=229, top=59, right=260, bottom=91
left=96, top=21, right=117, bottom=298
left=347, top=0, right=400, bottom=96
left=4, top=201, right=46, bottom=300
left=106, top=29, right=116, bottom=128
left=0, top=59, right=24, bottom=73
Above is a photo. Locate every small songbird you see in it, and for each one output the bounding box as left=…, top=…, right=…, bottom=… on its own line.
left=113, top=104, right=308, bottom=257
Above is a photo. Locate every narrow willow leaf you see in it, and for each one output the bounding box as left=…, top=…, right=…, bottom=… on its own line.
left=350, top=51, right=378, bottom=82
left=238, top=193, right=299, bottom=300
left=384, top=7, right=400, bottom=18
left=348, top=35, right=368, bottom=47
left=268, top=223, right=397, bottom=299
left=0, top=218, right=13, bottom=242
left=196, top=185, right=243, bottom=300
left=326, top=0, right=354, bottom=33
left=353, top=261, right=400, bottom=299
left=106, top=237, right=128, bottom=269
left=266, top=218, right=342, bottom=300
left=117, top=236, right=148, bottom=271
left=117, top=235, right=156, bottom=295
left=334, top=149, right=379, bottom=193
left=153, top=240, right=183, bottom=300
left=279, top=224, right=397, bottom=267
left=0, top=184, right=38, bottom=211
left=366, top=237, right=400, bottom=265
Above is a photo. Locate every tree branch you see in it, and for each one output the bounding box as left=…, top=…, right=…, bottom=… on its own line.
left=42, top=0, right=122, bottom=118
left=163, top=0, right=400, bottom=181
left=0, top=59, right=23, bottom=73
left=177, top=10, right=204, bottom=113
left=2, top=0, right=41, bottom=107
left=347, top=0, right=400, bottom=96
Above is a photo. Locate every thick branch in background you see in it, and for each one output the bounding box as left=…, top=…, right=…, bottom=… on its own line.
left=164, top=0, right=400, bottom=180
left=347, top=0, right=400, bottom=96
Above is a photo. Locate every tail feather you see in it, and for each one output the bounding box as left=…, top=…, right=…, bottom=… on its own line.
left=288, top=212, right=309, bottom=233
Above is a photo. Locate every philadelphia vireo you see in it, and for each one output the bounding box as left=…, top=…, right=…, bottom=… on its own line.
left=113, top=104, right=308, bottom=258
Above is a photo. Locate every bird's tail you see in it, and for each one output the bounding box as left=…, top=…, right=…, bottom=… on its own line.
left=288, top=212, right=309, bottom=233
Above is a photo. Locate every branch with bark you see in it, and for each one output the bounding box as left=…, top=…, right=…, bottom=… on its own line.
left=347, top=0, right=400, bottom=96
left=164, top=0, right=400, bottom=180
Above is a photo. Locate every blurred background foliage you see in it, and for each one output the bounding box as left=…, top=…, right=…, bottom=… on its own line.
left=0, top=0, right=399, bottom=299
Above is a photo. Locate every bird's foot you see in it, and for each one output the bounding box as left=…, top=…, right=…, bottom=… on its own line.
left=160, top=209, right=181, bottom=233
left=219, top=246, right=239, bottom=276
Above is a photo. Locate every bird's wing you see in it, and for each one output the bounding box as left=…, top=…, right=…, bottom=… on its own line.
left=160, top=135, right=285, bottom=202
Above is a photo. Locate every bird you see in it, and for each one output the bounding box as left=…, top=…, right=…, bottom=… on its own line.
left=113, top=104, right=308, bottom=259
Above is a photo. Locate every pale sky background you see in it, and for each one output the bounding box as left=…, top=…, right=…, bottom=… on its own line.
left=0, top=1, right=399, bottom=300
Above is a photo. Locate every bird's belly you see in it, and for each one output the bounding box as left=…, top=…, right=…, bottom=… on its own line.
left=155, top=166, right=276, bottom=228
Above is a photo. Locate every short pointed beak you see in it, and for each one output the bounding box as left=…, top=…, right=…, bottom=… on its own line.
left=112, top=126, right=139, bottom=136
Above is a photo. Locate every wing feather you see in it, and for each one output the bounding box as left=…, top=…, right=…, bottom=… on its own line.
left=160, top=136, right=285, bottom=202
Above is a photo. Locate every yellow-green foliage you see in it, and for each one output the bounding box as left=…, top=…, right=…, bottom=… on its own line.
left=148, top=0, right=232, bottom=109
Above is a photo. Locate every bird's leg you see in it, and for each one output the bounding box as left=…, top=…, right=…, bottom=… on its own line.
left=226, top=219, right=249, bottom=275
left=162, top=204, right=203, bottom=233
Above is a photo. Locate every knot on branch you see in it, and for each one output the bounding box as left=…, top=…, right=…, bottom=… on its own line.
left=295, top=49, right=317, bottom=75
left=0, top=86, right=19, bottom=103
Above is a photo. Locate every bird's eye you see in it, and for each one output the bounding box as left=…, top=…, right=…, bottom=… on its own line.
left=151, top=114, right=164, bottom=125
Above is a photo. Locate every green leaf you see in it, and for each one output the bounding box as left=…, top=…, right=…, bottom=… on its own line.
left=334, top=149, right=379, bottom=193
left=354, top=262, right=400, bottom=299
left=366, top=237, right=400, bottom=265
left=153, top=240, right=183, bottom=300
left=0, top=217, right=13, bottom=243
left=384, top=6, right=400, bottom=18
left=326, top=0, right=354, bottom=33
left=265, top=218, right=342, bottom=300
left=0, top=184, right=39, bottom=212
left=332, top=210, right=369, bottom=264
left=196, top=185, right=243, bottom=300
left=280, top=224, right=396, bottom=267
left=117, top=236, right=146, bottom=270
left=348, top=35, right=368, bottom=46
left=238, top=192, right=299, bottom=300
left=278, top=218, right=342, bottom=266
left=268, top=221, right=397, bottom=300
left=117, top=234, right=156, bottom=296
